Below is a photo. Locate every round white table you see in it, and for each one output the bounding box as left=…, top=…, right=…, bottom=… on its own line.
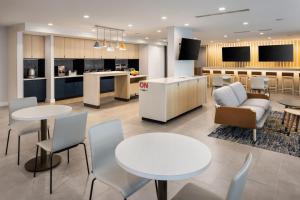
left=115, top=132, right=212, bottom=200
left=12, top=105, right=72, bottom=172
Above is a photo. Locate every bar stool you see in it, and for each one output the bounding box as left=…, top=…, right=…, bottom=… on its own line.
left=237, top=71, right=248, bottom=90
left=250, top=76, right=269, bottom=95
left=224, top=70, right=235, bottom=84
left=202, top=70, right=211, bottom=87
left=211, top=76, right=223, bottom=95
left=211, top=70, right=222, bottom=88
left=266, top=72, right=278, bottom=93
left=251, top=71, right=262, bottom=77
left=282, top=72, right=294, bottom=95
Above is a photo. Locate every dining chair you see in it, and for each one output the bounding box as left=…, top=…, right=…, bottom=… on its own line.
left=5, top=97, right=50, bottom=165
left=211, top=76, right=224, bottom=95
left=171, top=153, right=252, bottom=200
left=250, top=77, right=269, bottom=95
left=88, top=119, right=150, bottom=200
left=33, top=112, right=89, bottom=194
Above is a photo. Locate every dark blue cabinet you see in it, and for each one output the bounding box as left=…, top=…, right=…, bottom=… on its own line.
left=24, top=79, right=46, bottom=102
left=55, top=77, right=83, bottom=100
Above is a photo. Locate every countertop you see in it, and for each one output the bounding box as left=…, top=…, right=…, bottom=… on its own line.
left=204, top=67, right=300, bottom=71
left=24, top=77, right=47, bottom=81
left=55, top=75, right=83, bottom=79
left=143, top=76, right=206, bottom=84
left=84, top=71, right=129, bottom=77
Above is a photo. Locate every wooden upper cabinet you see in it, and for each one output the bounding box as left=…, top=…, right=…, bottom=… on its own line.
left=54, top=37, right=65, bottom=58
left=132, top=44, right=139, bottom=59
left=23, top=35, right=45, bottom=58
left=64, top=38, right=84, bottom=58
left=23, top=35, right=32, bottom=58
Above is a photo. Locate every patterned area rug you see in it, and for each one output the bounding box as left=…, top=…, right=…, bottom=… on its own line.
left=209, top=111, right=300, bottom=157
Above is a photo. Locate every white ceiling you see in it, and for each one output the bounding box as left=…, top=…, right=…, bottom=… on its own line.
left=0, top=0, right=300, bottom=44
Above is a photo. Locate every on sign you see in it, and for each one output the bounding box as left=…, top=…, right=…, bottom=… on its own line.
left=139, top=82, right=148, bottom=90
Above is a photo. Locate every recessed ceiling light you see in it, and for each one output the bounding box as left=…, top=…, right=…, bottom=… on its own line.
left=163, top=39, right=167, bottom=42
left=83, top=15, right=90, bottom=19
left=260, top=32, right=264, bottom=35
left=161, top=16, right=167, bottom=20
left=145, top=37, right=149, bottom=40
left=157, top=30, right=161, bottom=33
left=92, top=29, right=96, bottom=32
left=268, top=37, right=272, bottom=39
left=243, top=22, right=249, bottom=25
left=48, top=23, right=53, bottom=26
left=128, top=24, right=133, bottom=27
left=219, top=7, right=226, bottom=11
left=184, top=23, right=189, bottom=26
left=224, top=34, right=228, bottom=38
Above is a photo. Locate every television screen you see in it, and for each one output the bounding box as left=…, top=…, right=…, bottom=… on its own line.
left=259, top=44, right=293, bottom=62
left=178, top=38, right=201, bottom=60
left=222, top=46, right=250, bottom=62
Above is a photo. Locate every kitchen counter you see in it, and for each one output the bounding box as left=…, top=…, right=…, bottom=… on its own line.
left=204, top=67, right=300, bottom=71
left=143, top=76, right=206, bottom=84
left=54, top=75, right=83, bottom=79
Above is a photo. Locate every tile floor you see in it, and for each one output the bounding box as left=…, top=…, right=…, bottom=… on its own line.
left=0, top=91, right=300, bottom=200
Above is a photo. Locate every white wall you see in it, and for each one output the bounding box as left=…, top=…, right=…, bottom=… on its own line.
left=167, top=26, right=194, bottom=77
left=0, top=26, right=8, bottom=106
left=139, top=44, right=165, bottom=79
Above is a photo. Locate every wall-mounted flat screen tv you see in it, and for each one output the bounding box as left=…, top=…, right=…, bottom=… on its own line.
left=222, top=46, right=250, bottom=62
left=259, top=44, right=293, bottom=62
left=178, top=38, right=201, bottom=60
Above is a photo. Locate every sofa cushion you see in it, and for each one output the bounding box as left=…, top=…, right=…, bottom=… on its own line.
left=239, top=105, right=265, bottom=122
left=229, top=82, right=248, bottom=104
left=242, top=99, right=270, bottom=111
left=213, top=86, right=240, bottom=107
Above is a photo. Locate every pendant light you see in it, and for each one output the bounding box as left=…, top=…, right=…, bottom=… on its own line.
left=94, top=27, right=101, bottom=48
left=115, top=31, right=120, bottom=49
left=103, top=28, right=107, bottom=48
left=119, top=31, right=127, bottom=51
left=107, top=29, right=115, bottom=52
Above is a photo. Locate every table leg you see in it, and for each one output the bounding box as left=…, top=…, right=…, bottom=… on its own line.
left=156, top=180, right=167, bottom=200
left=25, top=119, right=61, bottom=172
left=288, top=115, right=295, bottom=136
left=282, top=106, right=288, bottom=125
left=295, top=116, right=300, bottom=132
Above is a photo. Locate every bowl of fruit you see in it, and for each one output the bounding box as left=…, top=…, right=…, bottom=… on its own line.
left=130, top=69, right=139, bottom=76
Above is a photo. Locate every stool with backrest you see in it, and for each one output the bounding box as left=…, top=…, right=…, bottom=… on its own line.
left=225, top=70, right=235, bottom=84
left=5, top=97, right=50, bottom=165
left=33, top=112, right=90, bottom=194
left=250, top=76, right=269, bottom=95
left=88, top=119, right=151, bottom=200
left=266, top=72, right=278, bottom=93
left=171, top=153, right=252, bottom=200
left=237, top=71, right=248, bottom=90
left=282, top=72, right=294, bottom=95
left=211, top=76, right=224, bottom=95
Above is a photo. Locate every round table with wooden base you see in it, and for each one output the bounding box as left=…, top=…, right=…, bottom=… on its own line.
left=283, top=108, right=300, bottom=136
left=12, top=105, right=72, bottom=172
left=279, top=99, right=300, bottom=125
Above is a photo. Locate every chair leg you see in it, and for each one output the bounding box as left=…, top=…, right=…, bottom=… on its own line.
left=253, top=129, right=257, bottom=142
left=33, top=146, right=39, bottom=177
left=50, top=153, right=53, bottom=194
left=82, top=143, right=90, bottom=174
left=5, top=129, right=11, bottom=155
left=17, top=136, right=20, bottom=165
left=155, top=180, right=158, bottom=199
left=47, top=128, right=50, bottom=139
left=89, top=178, right=97, bottom=200
left=67, top=150, right=70, bottom=164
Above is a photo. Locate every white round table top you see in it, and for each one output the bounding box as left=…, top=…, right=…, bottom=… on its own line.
left=284, top=108, right=300, bottom=116
left=12, top=105, right=72, bottom=121
left=115, top=132, right=212, bottom=181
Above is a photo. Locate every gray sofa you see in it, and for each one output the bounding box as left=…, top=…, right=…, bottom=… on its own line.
left=213, top=82, right=271, bottom=141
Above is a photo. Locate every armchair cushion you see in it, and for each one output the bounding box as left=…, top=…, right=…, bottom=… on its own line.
left=229, top=82, right=248, bottom=104
left=239, top=105, right=265, bottom=122
left=213, top=86, right=240, bottom=107
left=242, top=99, right=270, bottom=111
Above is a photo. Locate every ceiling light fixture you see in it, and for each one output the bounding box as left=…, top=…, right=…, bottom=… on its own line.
left=119, top=31, right=127, bottom=51
left=184, top=23, right=189, bottom=26
left=161, top=16, right=167, bottom=20
left=94, top=27, right=102, bottom=48
left=107, top=30, right=115, bottom=52
left=157, top=30, right=161, bottom=33
left=224, top=34, right=228, bottom=38
left=115, top=31, right=120, bottom=49
left=83, top=15, right=90, bottom=19
left=128, top=24, right=133, bottom=27
left=260, top=32, right=264, bottom=35
left=145, top=37, right=149, bottom=40
left=243, top=22, right=249, bottom=25
left=48, top=23, right=53, bottom=26
left=218, top=7, right=226, bottom=11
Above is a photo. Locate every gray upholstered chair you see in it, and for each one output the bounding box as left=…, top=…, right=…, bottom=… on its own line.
left=211, top=76, right=224, bottom=95
left=88, top=119, right=150, bottom=200
left=171, top=153, right=252, bottom=200
left=250, top=76, right=269, bottom=95
left=5, top=97, right=50, bottom=165
left=33, top=112, right=89, bottom=194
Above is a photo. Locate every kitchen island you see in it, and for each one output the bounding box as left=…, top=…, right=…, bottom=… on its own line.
left=83, top=71, right=130, bottom=108
left=139, top=76, right=207, bottom=122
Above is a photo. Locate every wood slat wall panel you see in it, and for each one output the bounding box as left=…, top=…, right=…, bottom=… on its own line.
left=207, top=39, right=300, bottom=68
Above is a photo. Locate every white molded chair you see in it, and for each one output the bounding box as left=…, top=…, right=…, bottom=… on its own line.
left=250, top=77, right=269, bottom=95
left=88, top=120, right=150, bottom=200
left=5, top=97, right=50, bottom=165
left=33, top=112, right=89, bottom=194
left=172, top=153, right=253, bottom=200
left=211, top=76, right=224, bottom=95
